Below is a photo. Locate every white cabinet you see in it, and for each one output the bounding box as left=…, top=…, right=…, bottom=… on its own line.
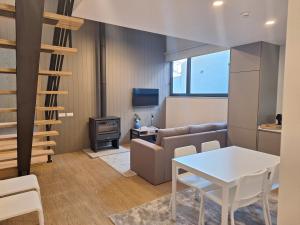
left=258, top=130, right=281, bottom=156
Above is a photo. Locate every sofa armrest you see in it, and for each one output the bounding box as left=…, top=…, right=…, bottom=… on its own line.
left=130, top=139, right=165, bottom=185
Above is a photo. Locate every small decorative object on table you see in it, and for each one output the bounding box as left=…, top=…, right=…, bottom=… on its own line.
left=134, top=113, right=141, bottom=129
left=130, top=126, right=159, bottom=143
left=151, top=114, right=154, bottom=127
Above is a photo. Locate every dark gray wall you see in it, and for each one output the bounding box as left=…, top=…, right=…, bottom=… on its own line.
left=105, top=25, right=170, bottom=143
left=0, top=12, right=16, bottom=125
left=45, top=21, right=98, bottom=153
left=0, top=5, right=169, bottom=151
left=40, top=1, right=98, bottom=154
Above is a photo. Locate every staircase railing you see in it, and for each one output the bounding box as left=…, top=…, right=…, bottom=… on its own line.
left=44, top=0, right=75, bottom=163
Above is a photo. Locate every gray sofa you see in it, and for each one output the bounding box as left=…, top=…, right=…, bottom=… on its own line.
left=130, top=123, right=227, bottom=185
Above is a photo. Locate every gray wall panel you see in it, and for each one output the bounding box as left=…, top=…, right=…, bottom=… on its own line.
left=228, top=71, right=259, bottom=129
left=258, top=42, right=280, bottom=124
left=0, top=12, right=16, bottom=125
left=228, top=42, right=279, bottom=150
left=228, top=126, right=257, bottom=150
left=51, top=21, right=98, bottom=153
left=0, top=3, right=169, bottom=151
left=105, top=25, right=169, bottom=143
left=230, top=42, right=261, bottom=73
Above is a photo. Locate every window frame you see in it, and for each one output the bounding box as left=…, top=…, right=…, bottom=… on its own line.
left=170, top=52, right=230, bottom=97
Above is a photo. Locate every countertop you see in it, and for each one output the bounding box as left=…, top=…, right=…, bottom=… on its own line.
left=258, top=126, right=282, bottom=134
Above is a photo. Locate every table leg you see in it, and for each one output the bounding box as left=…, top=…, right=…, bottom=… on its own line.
left=221, top=186, right=229, bottom=225
left=171, top=161, right=177, bottom=220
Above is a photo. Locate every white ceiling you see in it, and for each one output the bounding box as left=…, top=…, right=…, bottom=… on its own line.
left=73, top=0, right=288, bottom=47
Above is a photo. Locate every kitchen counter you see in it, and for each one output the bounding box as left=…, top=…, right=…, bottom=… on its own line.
left=258, top=126, right=281, bottom=156
left=258, top=126, right=282, bottom=134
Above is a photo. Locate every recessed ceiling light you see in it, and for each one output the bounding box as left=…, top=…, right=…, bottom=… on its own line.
left=213, top=1, right=224, bottom=7
left=265, top=20, right=276, bottom=26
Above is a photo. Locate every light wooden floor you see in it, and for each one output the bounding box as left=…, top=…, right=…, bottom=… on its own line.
left=0, top=151, right=175, bottom=225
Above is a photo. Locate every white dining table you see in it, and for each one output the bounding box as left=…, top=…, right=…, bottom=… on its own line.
left=171, top=146, right=280, bottom=225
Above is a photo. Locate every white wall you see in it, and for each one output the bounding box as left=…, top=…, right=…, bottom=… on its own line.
left=166, top=97, right=228, bottom=128
left=165, top=37, right=228, bottom=128
left=276, top=45, right=286, bottom=114
left=277, top=0, right=300, bottom=224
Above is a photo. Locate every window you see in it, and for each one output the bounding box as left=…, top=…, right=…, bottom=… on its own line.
left=171, top=50, right=230, bottom=97
left=172, top=59, right=187, bottom=94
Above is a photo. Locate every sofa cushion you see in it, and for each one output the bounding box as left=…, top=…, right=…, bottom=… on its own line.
left=188, top=122, right=227, bottom=134
left=188, top=124, right=216, bottom=134
left=213, top=122, right=227, bottom=131
left=155, top=126, right=189, bottom=145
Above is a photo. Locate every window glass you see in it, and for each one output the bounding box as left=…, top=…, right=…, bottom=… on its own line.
left=172, top=59, right=187, bottom=94
left=190, top=50, right=230, bottom=95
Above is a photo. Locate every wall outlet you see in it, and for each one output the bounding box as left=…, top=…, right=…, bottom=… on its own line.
left=66, top=112, right=74, bottom=117
left=58, top=113, right=66, bottom=118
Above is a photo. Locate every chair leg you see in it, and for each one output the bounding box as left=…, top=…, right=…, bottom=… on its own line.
left=262, top=198, right=271, bottom=225
left=195, top=189, right=200, bottom=201
left=198, top=195, right=205, bottom=225
left=264, top=196, right=272, bottom=225
left=38, top=209, right=44, bottom=225
left=201, top=201, right=205, bottom=225
left=230, top=209, right=235, bottom=225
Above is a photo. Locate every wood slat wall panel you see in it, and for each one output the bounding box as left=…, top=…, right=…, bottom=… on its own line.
left=105, top=25, right=170, bottom=143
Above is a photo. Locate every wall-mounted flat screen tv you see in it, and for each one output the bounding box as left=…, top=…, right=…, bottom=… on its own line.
left=132, top=88, right=159, bottom=106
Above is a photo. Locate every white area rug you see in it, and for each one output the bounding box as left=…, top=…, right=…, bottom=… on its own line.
left=82, top=146, right=129, bottom=159
left=99, top=152, right=136, bottom=177
left=82, top=146, right=136, bottom=177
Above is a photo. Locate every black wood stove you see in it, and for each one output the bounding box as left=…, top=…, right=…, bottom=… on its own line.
left=89, top=117, right=121, bottom=152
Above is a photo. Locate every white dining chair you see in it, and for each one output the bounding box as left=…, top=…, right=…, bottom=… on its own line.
left=264, top=163, right=280, bottom=225
left=171, top=145, right=219, bottom=225
left=0, top=191, right=44, bottom=225
left=269, top=163, right=279, bottom=191
left=201, top=140, right=220, bottom=152
left=0, top=174, right=40, bottom=197
left=0, top=175, right=44, bottom=224
left=199, top=169, right=270, bottom=225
